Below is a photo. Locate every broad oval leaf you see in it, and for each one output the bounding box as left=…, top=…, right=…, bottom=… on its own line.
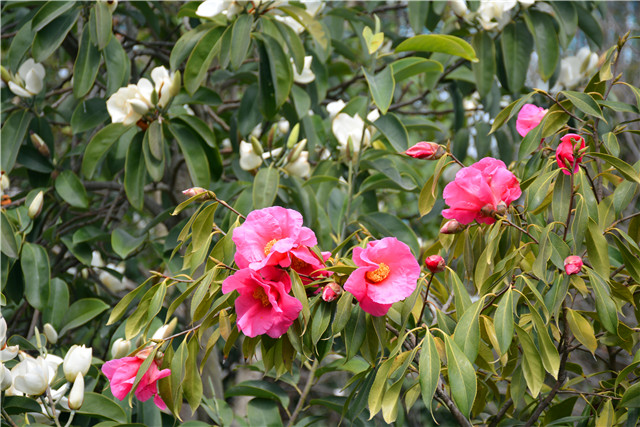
left=395, top=34, right=477, bottom=62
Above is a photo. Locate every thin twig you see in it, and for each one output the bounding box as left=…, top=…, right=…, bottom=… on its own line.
left=488, top=398, right=513, bottom=427
left=287, top=359, right=318, bottom=427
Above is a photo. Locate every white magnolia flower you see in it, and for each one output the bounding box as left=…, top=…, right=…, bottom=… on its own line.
left=284, top=151, right=311, bottom=179
left=239, top=140, right=263, bottom=171
left=68, top=373, right=85, bottom=410
left=476, top=0, right=516, bottom=30
left=1, top=174, right=10, bottom=197
left=63, top=345, right=92, bottom=382
left=251, top=123, right=263, bottom=138
left=0, top=363, right=12, bottom=391
left=556, top=47, right=599, bottom=90
left=151, top=318, right=177, bottom=341
left=274, top=15, right=305, bottom=34
left=28, top=191, right=43, bottom=219
left=150, top=66, right=179, bottom=108
left=111, top=338, right=131, bottom=359
left=332, top=113, right=371, bottom=157
left=91, top=251, right=105, bottom=268
left=106, top=84, right=152, bottom=125
left=277, top=118, right=290, bottom=135
left=0, top=345, right=19, bottom=362
left=449, top=0, right=468, bottom=17
left=326, top=100, right=346, bottom=119
left=0, top=316, right=6, bottom=347
left=292, top=56, right=315, bottom=84
left=44, top=354, right=63, bottom=382
left=196, top=0, right=242, bottom=19
left=367, top=108, right=380, bottom=123
left=302, top=1, right=324, bottom=16
left=8, top=59, right=45, bottom=98
left=99, top=269, right=127, bottom=293
left=11, top=356, right=49, bottom=396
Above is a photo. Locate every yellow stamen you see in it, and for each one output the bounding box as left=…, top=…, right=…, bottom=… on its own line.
left=264, top=239, right=278, bottom=256
left=253, top=287, right=271, bottom=307
left=366, top=262, right=390, bottom=283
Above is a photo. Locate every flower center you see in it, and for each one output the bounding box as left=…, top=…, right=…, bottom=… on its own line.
left=291, top=255, right=310, bottom=271
left=252, top=287, right=271, bottom=307
left=264, top=239, right=278, bottom=256
left=366, top=263, right=390, bottom=283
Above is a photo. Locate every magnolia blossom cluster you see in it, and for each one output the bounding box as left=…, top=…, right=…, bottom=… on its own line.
left=4, top=59, right=46, bottom=98
left=107, top=66, right=180, bottom=126
left=449, top=0, right=535, bottom=30
left=328, top=100, right=380, bottom=159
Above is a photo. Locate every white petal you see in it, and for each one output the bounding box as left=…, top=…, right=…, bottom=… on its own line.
left=196, top=0, right=226, bottom=18
left=17, top=59, right=36, bottom=80
left=8, top=81, right=33, bottom=98
left=24, top=68, right=43, bottom=95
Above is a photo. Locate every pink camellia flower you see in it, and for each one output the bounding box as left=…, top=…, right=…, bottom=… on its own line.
left=405, top=142, right=445, bottom=160
left=442, top=157, right=522, bottom=225
left=425, top=255, right=446, bottom=273
left=516, top=104, right=547, bottom=137
left=564, top=256, right=583, bottom=275
left=233, top=207, right=319, bottom=271
left=344, top=237, right=420, bottom=316
left=222, top=267, right=302, bottom=338
left=321, top=283, right=342, bottom=302
left=556, top=133, right=586, bottom=175
left=101, top=351, right=170, bottom=410
left=291, top=250, right=332, bottom=285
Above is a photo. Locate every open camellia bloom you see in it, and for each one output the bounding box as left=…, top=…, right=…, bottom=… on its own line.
left=516, top=104, right=547, bottom=137
left=344, top=237, right=420, bottom=316
left=101, top=352, right=170, bottom=410
left=442, top=157, right=522, bottom=225
left=233, top=207, right=320, bottom=271
left=222, top=267, right=302, bottom=338
left=556, top=133, right=586, bottom=175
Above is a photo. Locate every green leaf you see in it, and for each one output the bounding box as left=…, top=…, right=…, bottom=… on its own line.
left=143, top=121, right=165, bottom=182
left=390, top=57, right=443, bottom=84
left=183, top=338, right=203, bottom=412
left=230, top=14, right=253, bottom=70
left=76, top=392, right=127, bottom=423
left=620, top=382, right=640, bottom=408
left=20, top=243, right=50, bottom=311
left=55, top=170, right=89, bottom=209
left=561, top=91, right=605, bottom=120
left=448, top=267, right=472, bottom=316
left=526, top=11, right=559, bottom=81
left=42, top=278, right=69, bottom=330
left=444, top=335, right=476, bottom=418
left=31, top=1, right=75, bottom=32
left=515, top=325, right=545, bottom=398
left=169, top=122, right=211, bottom=187
left=371, top=112, right=410, bottom=152
left=500, top=22, right=534, bottom=93
left=73, top=26, right=102, bottom=98
left=252, top=167, right=280, bottom=209
left=59, top=298, right=109, bottom=336
left=363, top=66, right=395, bottom=115
left=90, top=0, right=112, bottom=50
left=395, top=34, right=477, bottom=62
left=290, top=271, right=310, bottom=324
left=82, top=123, right=132, bottom=178
left=1, top=212, right=19, bottom=258
left=32, top=8, right=80, bottom=62
left=332, top=292, right=353, bottom=334
left=585, top=268, right=618, bottom=335
left=124, top=133, right=146, bottom=211
left=588, top=152, right=640, bottom=184
left=576, top=3, right=603, bottom=48
left=471, top=32, right=496, bottom=98
left=494, top=288, right=514, bottom=355
left=311, top=300, right=332, bottom=345
left=586, top=219, right=610, bottom=278
left=550, top=2, right=577, bottom=49
left=256, top=33, right=293, bottom=118
left=107, top=279, right=151, bottom=325
left=278, top=5, right=328, bottom=51
left=225, top=381, right=290, bottom=408
left=453, top=297, right=484, bottom=363
left=104, top=37, right=130, bottom=96
left=111, top=229, right=146, bottom=259
left=71, top=98, right=109, bottom=134
left=489, top=92, right=533, bottom=134
left=247, top=398, right=284, bottom=427
left=566, top=308, right=597, bottom=354
left=344, top=306, right=367, bottom=361
left=419, top=330, right=440, bottom=416
left=170, top=25, right=210, bottom=70
left=1, top=109, right=32, bottom=173
left=528, top=303, right=560, bottom=379
left=184, top=26, right=224, bottom=94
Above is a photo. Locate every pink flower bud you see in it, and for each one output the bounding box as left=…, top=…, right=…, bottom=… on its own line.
left=440, top=219, right=466, bottom=234
left=405, top=141, right=445, bottom=160
left=182, top=187, right=207, bottom=197
left=321, top=283, right=342, bottom=302
left=564, top=256, right=583, bottom=275
left=424, top=255, right=445, bottom=273
left=556, top=134, right=586, bottom=175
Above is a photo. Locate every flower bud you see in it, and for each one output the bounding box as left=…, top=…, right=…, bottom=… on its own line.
left=424, top=255, right=446, bottom=273
left=1, top=172, right=9, bottom=193
left=0, top=363, right=12, bottom=391
left=0, top=66, right=11, bottom=84
left=129, top=98, right=150, bottom=116
left=111, top=338, right=131, bottom=359
left=277, top=118, right=290, bottom=135
left=0, top=316, right=6, bottom=347
left=68, top=373, right=85, bottom=410
left=182, top=187, right=211, bottom=199
left=250, top=135, right=264, bottom=156
left=30, top=132, right=50, bottom=157
left=151, top=318, right=177, bottom=341
left=288, top=138, right=307, bottom=163
left=440, top=219, right=466, bottom=234
left=495, top=201, right=507, bottom=216
left=564, top=256, right=583, bottom=275
left=28, top=191, right=44, bottom=219
left=169, top=70, right=181, bottom=99
left=322, top=283, right=342, bottom=302
left=405, top=141, right=445, bottom=160
left=11, top=356, right=49, bottom=395
left=43, top=323, right=58, bottom=345
left=63, top=345, right=92, bottom=382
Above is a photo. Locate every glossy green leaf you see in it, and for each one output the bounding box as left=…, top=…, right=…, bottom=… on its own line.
left=55, top=170, right=89, bottom=209
left=395, top=34, right=477, bottom=62
left=371, top=112, right=410, bottom=152
left=71, top=98, right=109, bottom=134
left=363, top=66, right=395, bottom=115
left=42, top=278, right=69, bottom=330
left=183, top=338, right=203, bottom=412
left=1, top=212, right=19, bottom=258
left=32, top=8, right=80, bottom=62
left=345, top=306, right=367, bottom=361
left=104, top=37, right=131, bottom=96
left=515, top=325, right=545, bottom=397
left=390, top=57, right=443, bottom=83
left=230, top=14, right=253, bottom=70
left=76, top=392, right=127, bottom=423
left=90, top=0, right=112, bottom=50
left=256, top=33, right=293, bottom=118
left=82, top=123, right=132, bottom=178
left=111, top=229, right=146, bottom=259
left=500, top=22, right=533, bottom=93
left=143, top=121, right=165, bottom=182
left=526, top=11, right=559, bottom=81
left=494, top=288, right=514, bottom=355
left=566, top=308, right=597, bottom=354
left=528, top=303, right=560, bottom=379
left=489, top=92, right=533, bottom=134
left=419, top=330, right=440, bottom=416
left=73, top=27, right=101, bottom=98
left=454, top=297, right=484, bottom=363
left=1, top=110, right=32, bottom=173
left=225, top=381, right=290, bottom=408
left=247, top=398, right=283, bottom=427
left=59, top=298, right=109, bottom=336
left=444, top=335, right=476, bottom=418
left=184, top=26, right=224, bottom=94
left=588, top=152, right=640, bottom=184
left=20, top=242, right=50, bottom=311
left=586, top=219, right=610, bottom=278
left=585, top=268, right=619, bottom=335
left=124, top=133, right=146, bottom=211
left=471, top=32, right=496, bottom=98
left=169, top=122, right=211, bottom=187
left=561, top=91, right=605, bottom=120
left=252, top=167, right=280, bottom=209
left=31, top=1, right=75, bottom=32
left=620, top=382, right=640, bottom=408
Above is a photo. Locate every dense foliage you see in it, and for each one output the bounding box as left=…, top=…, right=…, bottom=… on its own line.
left=1, top=1, right=640, bottom=426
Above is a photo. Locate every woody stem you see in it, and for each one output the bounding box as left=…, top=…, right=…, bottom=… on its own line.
left=417, top=274, right=435, bottom=324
